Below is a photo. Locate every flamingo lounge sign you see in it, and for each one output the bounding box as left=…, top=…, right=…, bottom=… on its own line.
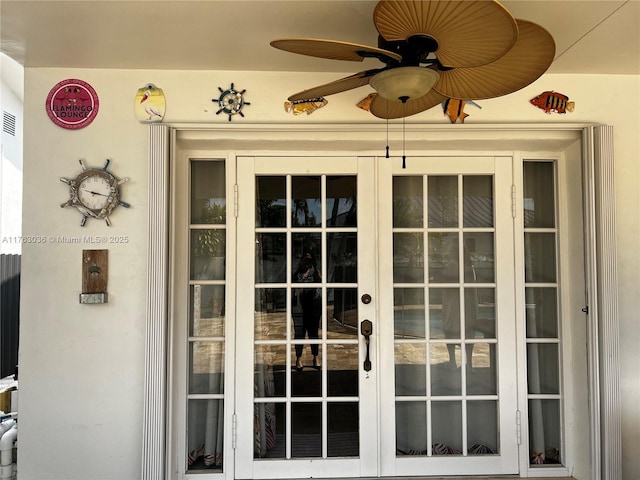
left=45, top=78, right=99, bottom=130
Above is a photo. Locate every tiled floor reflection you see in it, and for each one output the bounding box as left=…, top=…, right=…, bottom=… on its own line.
left=194, top=311, right=493, bottom=375
left=394, top=340, right=493, bottom=366
left=254, top=310, right=360, bottom=371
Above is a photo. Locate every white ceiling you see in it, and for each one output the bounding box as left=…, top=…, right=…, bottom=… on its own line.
left=1, top=0, right=639, bottom=75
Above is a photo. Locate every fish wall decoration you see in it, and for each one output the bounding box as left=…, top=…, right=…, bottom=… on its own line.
left=530, top=91, right=575, bottom=114
left=356, top=93, right=376, bottom=112
left=442, top=98, right=481, bottom=124
left=285, top=98, right=328, bottom=115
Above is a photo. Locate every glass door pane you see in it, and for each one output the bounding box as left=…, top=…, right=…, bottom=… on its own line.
left=237, top=156, right=376, bottom=479
left=187, top=160, right=227, bottom=473
left=394, top=173, right=498, bottom=456
left=253, top=174, right=360, bottom=460
left=379, top=156, right=517, bottom=477
left=523, top=160, right=563, bottom=467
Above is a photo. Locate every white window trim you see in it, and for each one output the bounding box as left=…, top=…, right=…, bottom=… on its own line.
left=141, top=123, right=620, bottom=480
left=142, top=124, right=171, bottom=480
left=582, top=125, right=621, bottom=480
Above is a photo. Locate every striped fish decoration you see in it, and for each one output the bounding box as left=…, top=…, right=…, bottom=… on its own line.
left=530, top=91, right=575, bottom=114
left=284, top=98, right=328, bottom=115
left=442, top=98, right=481, bottom=124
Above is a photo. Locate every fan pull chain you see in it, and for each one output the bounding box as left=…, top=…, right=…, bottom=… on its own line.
left=385, top=104, right=390, bottom=158
left=402, top=117, right=406, bottom=169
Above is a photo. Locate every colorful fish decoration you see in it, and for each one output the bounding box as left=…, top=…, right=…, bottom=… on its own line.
left=356, top=93, right=376, bottom=112
left=284, top=98, right=328, bottom=115
left=530, top=91, right=575, bottom=114
left=442, top=98, right=481, bottom=124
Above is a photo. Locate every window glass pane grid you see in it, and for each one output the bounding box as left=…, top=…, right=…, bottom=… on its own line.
left=255, top=174, right=360, bottom=461
left=523, top=161, right=563, bottom=467
left=395, top=400, right=504, bottom=454
left=394, top=173, right=499, bottom=459
left=187, top=160, right=227, bottom=472
left=523, top=160, right=557, bottom=228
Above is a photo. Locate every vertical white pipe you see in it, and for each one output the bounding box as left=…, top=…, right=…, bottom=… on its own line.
left=0, top=424, right=17, bottom=479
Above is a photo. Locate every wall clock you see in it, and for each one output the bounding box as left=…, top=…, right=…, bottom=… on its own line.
left=213, top=83, right=250, bottom=121
left=60, top=159, right=130, bottom=226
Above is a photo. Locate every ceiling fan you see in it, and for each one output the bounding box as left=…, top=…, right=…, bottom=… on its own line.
left=271, top=0, right=555, bottom=119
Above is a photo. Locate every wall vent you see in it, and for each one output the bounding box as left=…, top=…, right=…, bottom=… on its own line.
left=3, top=111, right=16, bottom=136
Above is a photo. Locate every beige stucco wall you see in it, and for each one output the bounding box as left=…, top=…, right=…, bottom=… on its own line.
left=18, top=68, right=639, bottom=480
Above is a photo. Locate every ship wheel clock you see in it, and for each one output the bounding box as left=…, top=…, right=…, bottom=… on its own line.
left=60, top=159, right=130, bottom=226
left=213, top=83, right=250, bottom=121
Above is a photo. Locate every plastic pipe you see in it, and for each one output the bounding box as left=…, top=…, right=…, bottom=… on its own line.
left=0, top=424, right=17, bottom=479
left=0, top=421, right=14, bottom=442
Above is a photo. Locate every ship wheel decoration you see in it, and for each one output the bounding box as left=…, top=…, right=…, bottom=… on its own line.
left=60, top=158, right=130, bottom=226
left=213, top=83, right=250, bottom=121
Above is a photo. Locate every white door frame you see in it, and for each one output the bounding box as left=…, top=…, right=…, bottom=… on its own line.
left=142, top=123, right=619, bottom=480
left=234, top=155, right=378, bottom=479
left=377, top=155, right=518, bottom=477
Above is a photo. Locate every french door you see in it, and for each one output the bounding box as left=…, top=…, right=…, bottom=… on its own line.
left=234, top=154, right=518, bottom=478
left=235, top=156, right=377, bottom=478
left=377, top=156, right=518, bottom=476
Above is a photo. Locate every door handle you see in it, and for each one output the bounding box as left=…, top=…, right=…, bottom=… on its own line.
left=361, top=320, right=373, bottom=372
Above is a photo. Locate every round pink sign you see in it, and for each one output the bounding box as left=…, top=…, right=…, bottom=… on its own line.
left=45, top=79, right=99, bottom=129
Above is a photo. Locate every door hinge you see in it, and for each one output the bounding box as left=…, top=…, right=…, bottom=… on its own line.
left=516, top=409, right=522, bottom=445
left=511, top=184, right=517, bottom=218
left=232, top=412, right=238, bottom=449
left=234, top=184, right=239, bottom=218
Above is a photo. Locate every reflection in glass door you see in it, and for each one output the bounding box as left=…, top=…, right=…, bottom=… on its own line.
left=254, top=174, right=360, bottom=459
left=379, top=157, right=518, bottom=477
left=236, top=157, right=377, bottom=479
left=174, top=159, right=228, bottom=475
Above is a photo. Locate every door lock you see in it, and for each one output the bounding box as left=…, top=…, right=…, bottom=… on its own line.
left=361, top=319, right=373, bottom=372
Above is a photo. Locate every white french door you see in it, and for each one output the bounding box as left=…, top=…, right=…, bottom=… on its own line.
left=234, top=154, right=518, bottom=478
left=377, top=156, right=518, bottom=476
left=235, top=156, right=378, bottom=479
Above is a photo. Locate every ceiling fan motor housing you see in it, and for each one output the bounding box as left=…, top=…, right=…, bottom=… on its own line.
left=378, top=34, right=440, bottom=66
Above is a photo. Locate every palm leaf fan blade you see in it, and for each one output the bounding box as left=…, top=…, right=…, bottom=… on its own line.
left=288, top=70, right=382, bottom=102
left=434, top=20, right=555, bottom=100
left=374, top=0, right=518, bottom=67
left=270, top=38, right=401, bottom=63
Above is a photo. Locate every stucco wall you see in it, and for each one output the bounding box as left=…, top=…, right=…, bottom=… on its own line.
left=0, top=54, right=24, bottom=254
left=19, top=68, right=639, bottom=480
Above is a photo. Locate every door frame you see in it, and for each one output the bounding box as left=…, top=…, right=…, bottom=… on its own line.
left=142, top=123, right=619, bottom=480
left=234, top=155, right=379, bottom=479
left=377, top=155, right=518, bottom=477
